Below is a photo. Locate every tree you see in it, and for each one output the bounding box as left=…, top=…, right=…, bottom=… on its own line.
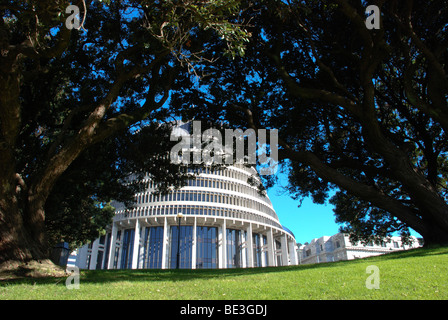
left=171, top=0, right=448, bottom=246
left=0, top=0, right=250, bottom=264
left=45, top=123, right=192, bottom=251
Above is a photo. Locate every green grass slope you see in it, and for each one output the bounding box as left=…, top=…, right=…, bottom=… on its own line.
left=1, top=246, right=447, bottom=300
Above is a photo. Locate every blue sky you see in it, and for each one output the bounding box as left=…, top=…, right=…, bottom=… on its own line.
left=266, top=171, right=340, bottom=245
left=265, top=170, right=422, bottom=244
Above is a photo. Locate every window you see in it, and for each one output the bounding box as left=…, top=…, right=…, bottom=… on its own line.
left=226, top=229, right=242, bottom=268
left=170, top=226, right=193, bottom=269
left=196, top=226, right=218, bottom=269
left=252, top=234, right=266, bottom=267
left=120, top=229, right=135, bottom=269
left=142, top=226, right=164, bottom=269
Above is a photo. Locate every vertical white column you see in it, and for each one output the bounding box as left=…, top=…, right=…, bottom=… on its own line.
left=161, top=217, right=169, bottom=269
left=246, top=223, right=254, bottom=268
left=131, top=219, right=141, bottom=269
left=222, top=219, right=227, bottom=269
left=218, top=220, right=223, bottom=268
left=107, top=222, right=118, bottom=269
left=267, top=228, right=275, bottom=267
left=192, top=217, right=197, bottom=269
left=261, top=243, right=266, bottom=267
left=89, top=239, right=99, bottom=270
left=241, top=228, right=247, bottom=268
left=281, top=233, right=289, bottom=266
left=288, top=239, right=298, bottom=265
left=138, top=227, right=145, bottom=269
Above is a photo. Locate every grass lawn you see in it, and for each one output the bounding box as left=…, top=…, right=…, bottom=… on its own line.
left=1, top=246, right=447, bottom=300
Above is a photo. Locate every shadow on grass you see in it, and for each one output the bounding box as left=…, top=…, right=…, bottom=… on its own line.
left=0, top=262, right=335, bottom=288
left=2, top=246, right=447, bottom=288
left=80, top=264, right=324, bottom=284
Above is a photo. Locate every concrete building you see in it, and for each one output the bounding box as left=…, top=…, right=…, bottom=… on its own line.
left=70, top=165, right=298, bottom=270
left=297, top=232, right=422, bottom=265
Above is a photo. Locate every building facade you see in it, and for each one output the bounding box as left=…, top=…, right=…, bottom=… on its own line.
left=297, top=232, right=422, bottom=265
left=72, top=165, right=298, bottom=270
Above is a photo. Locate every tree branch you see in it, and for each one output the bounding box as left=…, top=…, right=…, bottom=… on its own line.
left=266, top=49, right=361, bottom=119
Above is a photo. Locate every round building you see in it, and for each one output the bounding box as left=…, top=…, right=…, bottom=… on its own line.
left=73, top=165, right=298, bottom=269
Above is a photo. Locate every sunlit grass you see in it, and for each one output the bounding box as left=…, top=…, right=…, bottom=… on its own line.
left=1, top=246, right=447, bottom=300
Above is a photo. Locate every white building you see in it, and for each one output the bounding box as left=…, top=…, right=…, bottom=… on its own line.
left=297, top=232, right=422, bottom=265
left=71, top=165, right=298, bottom=270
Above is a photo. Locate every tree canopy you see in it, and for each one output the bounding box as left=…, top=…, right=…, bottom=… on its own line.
left=171, top=0, right=448, bottom=246
left=0, top=0, right=250, bottom=263
left=1, top=0, right=447, bottom=267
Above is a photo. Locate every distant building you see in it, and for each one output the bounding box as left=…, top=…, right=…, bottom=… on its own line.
left=297, top=232, right=422, bottom=265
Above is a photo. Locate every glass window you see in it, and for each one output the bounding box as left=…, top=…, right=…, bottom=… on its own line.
left=170, top=226, right=193, bottom=269
left=275, top=240, right=282, bottom=266
left=196, top=226, right=218, bottom=269
left=142, top=226, right=164, bottom=269
left=252, top=234, right=265, bottom=268
left=226, top=229, right=241, bottom=268
left=120, top=229, right=135, bottom=269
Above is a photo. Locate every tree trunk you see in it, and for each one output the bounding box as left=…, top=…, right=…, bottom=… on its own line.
left=418, top=218, right=448, bottom=247
left=0, top=188, right=48, bottom=264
